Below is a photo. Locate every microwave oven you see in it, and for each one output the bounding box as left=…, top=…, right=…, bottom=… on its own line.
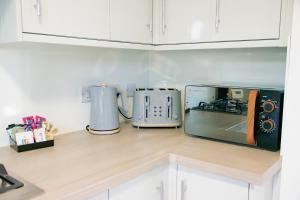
left=184, top=85, right=284, bottom=151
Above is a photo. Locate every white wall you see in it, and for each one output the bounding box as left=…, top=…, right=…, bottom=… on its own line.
left=280, top=1, right=300, bottom=199
left=0, top=44, right=149, bottom=147
left=0, top=45, right=287, bottom=147
left=149, top=48, right=287, bottom=90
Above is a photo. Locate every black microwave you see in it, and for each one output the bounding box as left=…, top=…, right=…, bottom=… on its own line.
left=184, top=85, right=284, bottom=151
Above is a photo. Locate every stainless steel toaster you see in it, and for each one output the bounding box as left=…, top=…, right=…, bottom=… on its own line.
left=132, top=88, right=182, bottom=128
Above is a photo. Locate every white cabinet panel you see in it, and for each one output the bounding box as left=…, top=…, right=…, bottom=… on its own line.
left=159, top=0, right=216, bottom=44
left=87, top=191, right=109, bottom=200
left=280, top=2, right=300, bottom=200
left=215, top=0, right=282, bottom=41
left=109, top=166, right=171, bottom=200
left=21, top=0, right=110, bottom=40
left=177, top=166, right=249, bottom=200
left=110, top=0, right=153, bottom=44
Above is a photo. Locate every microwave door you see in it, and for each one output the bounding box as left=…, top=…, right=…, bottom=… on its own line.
left=185, top=110, right=249, bottom=145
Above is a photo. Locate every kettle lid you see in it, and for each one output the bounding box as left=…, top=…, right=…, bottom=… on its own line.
left=91, top=83, right=116, bottom=90
left=99, top=83, right=108, bottom=88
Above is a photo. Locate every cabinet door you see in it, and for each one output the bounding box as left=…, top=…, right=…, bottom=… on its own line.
left=214, top=0, right=282, bottom=41
left=177, top=166, right=249, bottom=200
left=21, top=0, right=110, bottom=40
left=110, top=0, right=153, bottom=44
left=87, top=191, right=109, bottom=200
left=159, top=0, right=216, bottom=44
left=109, top=166, right=170, bottom=200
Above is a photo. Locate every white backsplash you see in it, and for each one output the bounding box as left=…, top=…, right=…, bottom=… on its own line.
left=0, top=44, right=149, bottom=147
left=0, top=45, right=287, bottom=147
left=149, top=48, right=287, bottom=90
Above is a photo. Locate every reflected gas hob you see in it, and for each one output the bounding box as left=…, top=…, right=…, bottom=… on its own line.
left=196, top=99, right=248, bottom=115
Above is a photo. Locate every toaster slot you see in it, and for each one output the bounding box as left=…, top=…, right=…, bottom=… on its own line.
left=167, top=96, right=172, bottom=120
left=144, top=96, right=150, bottom=119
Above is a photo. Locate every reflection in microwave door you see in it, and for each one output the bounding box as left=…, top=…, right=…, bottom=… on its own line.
left=225, top=120, right=247, bottom=134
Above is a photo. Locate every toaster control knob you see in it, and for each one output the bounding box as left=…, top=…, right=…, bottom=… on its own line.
left=173, top=114, right=178, bottom=120
left=261, top=119, right=276, bottom=133
left=262, top=100, right=276, bottom=113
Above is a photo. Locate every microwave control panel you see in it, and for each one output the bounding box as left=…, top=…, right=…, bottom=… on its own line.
left=256, top=90, right=284, bottom=151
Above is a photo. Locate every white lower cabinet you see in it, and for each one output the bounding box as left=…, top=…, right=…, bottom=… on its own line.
left=87, top=191, right=109, bottom=200
left=177, top=165, right=249, bottom=200
left=109, top=165, right=176, bottom=200
left=106, top=164, right=279, bottom=200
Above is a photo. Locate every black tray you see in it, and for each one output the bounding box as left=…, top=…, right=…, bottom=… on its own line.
left=9, top=137, right=54, bottom=153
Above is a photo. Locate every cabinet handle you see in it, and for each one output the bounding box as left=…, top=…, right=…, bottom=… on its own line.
left=181, top=180, right=187, bottom=200
left=33, top=0, right=41, bottom=17
left=162, top=0, right=166, bottom=34
left=215, top=0, right=221, bottom=32
left=147, top=0, right=154, bottom=32
left=156, top=181, right=164, bottom=200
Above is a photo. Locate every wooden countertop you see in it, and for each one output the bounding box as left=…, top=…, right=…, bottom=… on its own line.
left=0, top=123, right=281, bottom=200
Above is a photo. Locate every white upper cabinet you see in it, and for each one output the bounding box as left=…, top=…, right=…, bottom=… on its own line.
left=177, top=166, right=249, bottom=200
left=110, top=0, right=153, bottom=44
left=21, top=0, right=110, bottom=40
left=0, top=0, right=292, bottom=49
left=159, top=0, right=216, bottom=44
left=157, top=0, right=285, bottom=46
left=214, top=0, right=282, bottom=41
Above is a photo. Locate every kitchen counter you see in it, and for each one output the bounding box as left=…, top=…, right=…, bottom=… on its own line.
left=0, top=123, right=281, bottom=200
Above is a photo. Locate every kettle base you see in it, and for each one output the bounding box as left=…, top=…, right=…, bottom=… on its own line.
left=86, top=126, right=120, bottom=135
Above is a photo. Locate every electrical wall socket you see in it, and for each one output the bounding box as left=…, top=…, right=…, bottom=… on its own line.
left=126, top=83, right=136, bottom=97
left=82, top=86, right=91, bottom=103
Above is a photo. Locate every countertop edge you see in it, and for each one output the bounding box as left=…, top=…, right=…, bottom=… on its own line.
left=59, top=152, right=281, bottom=200
left=1, top=126, right=281, bottom=200
left=169, top=153, right=281, bottom=185
left=60, top=154, right=170, bottom=200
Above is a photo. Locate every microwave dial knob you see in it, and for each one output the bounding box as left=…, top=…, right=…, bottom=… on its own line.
left=262, top=100, right=276, bottom=113
left=261, top=119, right=276, bottom=133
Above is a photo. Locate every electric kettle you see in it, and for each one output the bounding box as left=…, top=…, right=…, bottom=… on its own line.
left=86, top=84, right=128, bottom=135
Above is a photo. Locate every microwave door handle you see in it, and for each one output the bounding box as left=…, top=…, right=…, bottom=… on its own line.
left=246, top=90, right=259, bottom=145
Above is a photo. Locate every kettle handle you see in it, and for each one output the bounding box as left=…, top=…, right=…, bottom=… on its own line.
left=117, top=92, right=132, bottom=120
